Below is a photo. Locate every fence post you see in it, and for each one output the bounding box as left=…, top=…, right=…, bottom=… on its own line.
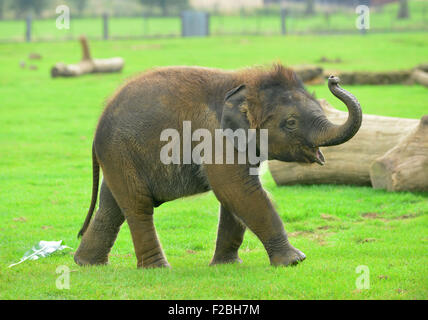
left=103, top=13, right=109, bottom=40
left=281, top=8, right=286, bottom=35
left=181, top=11, right=210, bottom=37
left=142, top=13, right=148, bottom=36
left=26, top=14, right=32, bottom=42
left=206, top=12, right=210, bottom=36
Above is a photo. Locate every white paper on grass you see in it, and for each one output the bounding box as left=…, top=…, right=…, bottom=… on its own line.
left=8, top=240, right=72, bottom=268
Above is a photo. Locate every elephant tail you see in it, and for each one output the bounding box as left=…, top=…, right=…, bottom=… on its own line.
left=77, top=143, right=100, bottom=238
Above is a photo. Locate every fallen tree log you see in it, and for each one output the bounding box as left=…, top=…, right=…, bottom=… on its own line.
left=370, top=115, right=428, bottom=192
left=51, top=36, right=124, bottom=78
left=292, top=65, right=324, bottom=84
left=268, top=100, right=419, bottom=186
left=416, top=63, right=428, bottom=73
left=323, top=70, right=412, bottom=85
left=322, top=63, right=428, bottom=86
left=410, top=69, right=428, bottom=88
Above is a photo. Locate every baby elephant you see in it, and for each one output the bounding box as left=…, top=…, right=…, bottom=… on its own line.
left=74, top=64, right=362, bottom=268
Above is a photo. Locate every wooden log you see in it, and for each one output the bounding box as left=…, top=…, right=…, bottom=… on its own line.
left=410, top=69, right=428, bottom=88
left=370, top=115, right=428, bottom=192
left=324, top=70, right=412, bottom=85
left=92, top=58, right=124, bottom=73
left=268, top=99, right=419, bottom=186
left=51, top=60, right=94, bottom=77
left=416, top=63, right=428, bottom=73
left=292, top=65, right=324, bottom=84
left=51, top=36, right=124, bottom=78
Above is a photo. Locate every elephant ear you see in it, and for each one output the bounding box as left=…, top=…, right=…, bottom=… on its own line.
left=220, top=84, right=252, bottom=152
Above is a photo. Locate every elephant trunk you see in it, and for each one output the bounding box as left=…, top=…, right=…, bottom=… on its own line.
left=313, top=76, right=362, bottom=147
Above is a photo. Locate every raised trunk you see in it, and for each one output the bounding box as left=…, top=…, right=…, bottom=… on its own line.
left=312, top=76, right=362, bottom=147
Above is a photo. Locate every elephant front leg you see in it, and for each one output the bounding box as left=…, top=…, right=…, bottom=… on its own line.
left=210, top=205, right=246, bottom=265
left=126, top=212, right=170, bottom=269
left=74, top=180, right=125, bottom=266
left=206, top=164, right=306, bottom=267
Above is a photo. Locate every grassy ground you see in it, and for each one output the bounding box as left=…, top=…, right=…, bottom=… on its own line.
left=0, top=33, right=427, bottom=299
left=0, top=0, right=427, bottom=41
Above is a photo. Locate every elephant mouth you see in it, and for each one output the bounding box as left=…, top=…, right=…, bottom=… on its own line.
left=302, top=148, right=325, bottom=166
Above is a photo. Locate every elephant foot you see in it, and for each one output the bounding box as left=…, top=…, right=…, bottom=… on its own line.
left=209, top=253, right=242, bottom=266
left=138, top=260, right=171, bottom=269
left=137, top=253, right=171, bottom=269
left=74, top=239, right=111, bottom=266
left=74, top=252, right=109, bottom=266
left=269, top=245, right=306, bottom=267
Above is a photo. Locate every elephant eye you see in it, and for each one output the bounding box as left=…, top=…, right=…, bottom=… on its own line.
left=281, top=118, right=297, bottom=131
left=287, top=119, right=296, bottom=127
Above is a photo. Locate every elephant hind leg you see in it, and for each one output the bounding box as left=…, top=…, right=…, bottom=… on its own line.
left=210, top=205, right=246, bottom=265
left=74, top=180, right=125, bottom=266
left=100, top=165, right=170, bottom=269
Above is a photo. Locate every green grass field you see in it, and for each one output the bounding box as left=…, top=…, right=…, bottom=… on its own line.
left=0, top=32, right=427, bottom=299
left=0, top=0, right=427, bottom=41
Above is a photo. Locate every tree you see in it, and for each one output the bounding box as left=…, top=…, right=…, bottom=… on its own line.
left=304, top=0, right=315, bottom=16
left=71, top=0, right=87, bottom=17
left=12, top=0, right=49, bottom=18
left=397, top=0, right=409, bottom=19
left=139, top=0, right=188, bottom=16
left=0, top=0, right=4, bottom=20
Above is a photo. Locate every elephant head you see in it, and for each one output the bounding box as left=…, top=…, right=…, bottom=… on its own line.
left=221, top=65, right=362, bottom=165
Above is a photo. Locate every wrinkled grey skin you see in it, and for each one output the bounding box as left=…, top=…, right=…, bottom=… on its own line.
left=74, top=66, right=362, bottom=268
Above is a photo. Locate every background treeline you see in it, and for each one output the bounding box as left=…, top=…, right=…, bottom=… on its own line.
left=0, top=0, right=190, bottom=19
left=0, top=1, right=411, bottom=20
